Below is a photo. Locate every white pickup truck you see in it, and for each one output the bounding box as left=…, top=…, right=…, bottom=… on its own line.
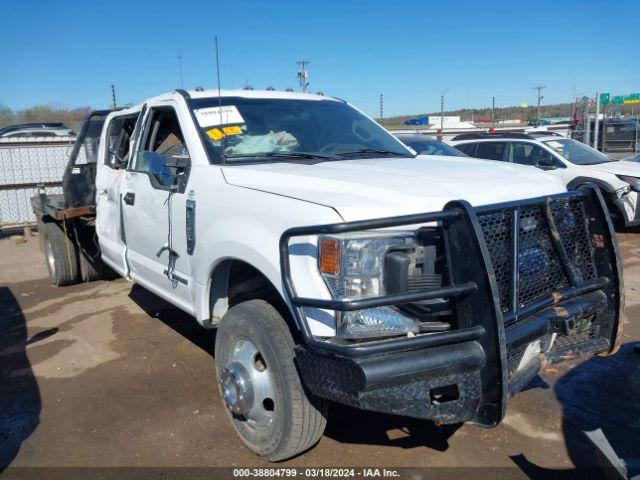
left=32, top=89, right=623, bottom=461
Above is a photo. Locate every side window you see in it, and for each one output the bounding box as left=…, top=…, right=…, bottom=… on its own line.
left=456, top=143, right=477, bottom=156
left=475, top=142, right=506, bottom=161
left=509, top=142, right=556, bottom=167
left=135, top=107, right=188, bottom=189
left=105, top=114, right=139, bottom=169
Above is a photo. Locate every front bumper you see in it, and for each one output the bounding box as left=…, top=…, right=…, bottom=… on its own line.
left=295, top=289, right=611, bottom=425
left=611, top=188, right=640, bottom=227
left=280, top=187, right=623, bottom=427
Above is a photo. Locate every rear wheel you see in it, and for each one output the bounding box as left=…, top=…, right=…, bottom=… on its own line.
left=215, top=299, right=328, bottom=461
left=44, top=221, right=79, bottom=286
left=36, top=216, right=46, bottom=252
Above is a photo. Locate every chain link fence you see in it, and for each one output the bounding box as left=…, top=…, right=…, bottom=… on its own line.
left=0, top=137, right=74, bottom=229
left=570, top=97, right=640, bottom=158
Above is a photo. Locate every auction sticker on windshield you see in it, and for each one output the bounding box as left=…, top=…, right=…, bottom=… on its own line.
left=195, top=105, right=244, bottom=128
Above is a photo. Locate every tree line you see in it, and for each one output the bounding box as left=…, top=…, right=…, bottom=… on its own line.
left=0, top=104, right=91, bottom=132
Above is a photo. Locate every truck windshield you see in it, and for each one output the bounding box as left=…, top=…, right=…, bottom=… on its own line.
left=543, top=138, right=615, bottom=165
left=189, top=97, right=412, bottom=164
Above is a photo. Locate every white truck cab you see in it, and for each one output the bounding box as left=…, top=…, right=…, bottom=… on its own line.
left=33, top=90, right=624, bottom=461
left=450, top=133, right=640, bottom=227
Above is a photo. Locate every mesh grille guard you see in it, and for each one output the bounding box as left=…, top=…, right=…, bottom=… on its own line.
left=280, top=185, right=623, bottom=425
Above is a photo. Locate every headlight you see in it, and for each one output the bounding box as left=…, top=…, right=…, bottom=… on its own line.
left=617, top=175, right=640, bottom=192
left=318, top=232, right=419, bottom=339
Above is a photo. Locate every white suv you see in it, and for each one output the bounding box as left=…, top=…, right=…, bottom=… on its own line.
left=450, top=133, right=640, bottom=227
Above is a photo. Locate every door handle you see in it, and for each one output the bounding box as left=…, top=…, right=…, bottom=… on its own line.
left=123, top=192, right=135, bottom=205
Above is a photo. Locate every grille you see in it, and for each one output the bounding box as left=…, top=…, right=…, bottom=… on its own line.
left=506, top=343, right=529, bottom=378
left=551, top=325, right=600, bottom=351
left=478, top=197, right=596, bottom=316
left=478, top=210, right=513, bottom=314
left=407, top=273, right=442, bottom=292
left=517, top=205, right=569, bottom=307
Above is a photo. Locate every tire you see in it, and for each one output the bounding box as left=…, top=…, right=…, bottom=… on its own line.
left=215, top=299, right=328, bottom=461
left=44, top=221, right=79, bottom=286
left=36, top=216, right=46, bottom=253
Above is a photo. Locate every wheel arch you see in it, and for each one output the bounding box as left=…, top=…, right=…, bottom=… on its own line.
left=568, top=178, right=625, bottom=222
left=202, top=256, right=299, bottom=336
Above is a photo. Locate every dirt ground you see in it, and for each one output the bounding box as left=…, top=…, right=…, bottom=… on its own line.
left=1, top=230, right=639, bottom=477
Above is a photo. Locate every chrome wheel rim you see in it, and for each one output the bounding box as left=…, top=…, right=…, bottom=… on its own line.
left=220, top=338, right=275, bottom=430
left=46, top=239, right=56, bottom=278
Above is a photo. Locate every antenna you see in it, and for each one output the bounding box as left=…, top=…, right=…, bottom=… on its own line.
left=215, top=36, right=226, bottom=164
left=297, top=59, right=310, bottom=93
left=178, top=52, right=184, bottom=89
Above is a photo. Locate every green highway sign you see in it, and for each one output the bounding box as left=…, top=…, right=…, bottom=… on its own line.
left=623, top=93, right=640, bottom=105
left=607, top=93, right=640, bottom=105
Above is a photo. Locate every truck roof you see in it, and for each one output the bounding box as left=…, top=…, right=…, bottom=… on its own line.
left=141, top=88, right=339, bottom=106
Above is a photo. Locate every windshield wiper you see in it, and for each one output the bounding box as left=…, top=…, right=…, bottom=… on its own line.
left=333, top=148, right=413, bottom=157
left=223, top=151, right=338, bottom=161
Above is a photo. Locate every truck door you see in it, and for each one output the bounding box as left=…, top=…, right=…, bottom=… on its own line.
left=121, top=104, right=194, bottom=314
left=95, top=111, right=140, bottom=275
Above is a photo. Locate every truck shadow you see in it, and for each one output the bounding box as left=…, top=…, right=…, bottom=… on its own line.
left=0, top=287, right=43, bottom=470
left=127, top=284, right=216, bottom=357
left=127, top=284, right=461, bottom=452
left=510, top=341, right=640, bottom=479
left=324, top=404, right=461, bottom=451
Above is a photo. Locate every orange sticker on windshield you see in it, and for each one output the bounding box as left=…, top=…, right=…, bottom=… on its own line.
left=206, top=128, right=224, bottom=141
left=222, top=125, right=242, bottom=136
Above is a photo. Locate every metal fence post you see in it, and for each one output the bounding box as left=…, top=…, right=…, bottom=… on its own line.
left=593, top=92, right=600, bottom=151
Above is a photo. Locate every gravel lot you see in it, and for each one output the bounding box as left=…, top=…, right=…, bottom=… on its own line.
left=1, top=230, right=639, bottom=477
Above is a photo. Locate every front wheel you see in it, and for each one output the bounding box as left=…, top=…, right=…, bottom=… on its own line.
left=215, top=300, right=328, bottom=461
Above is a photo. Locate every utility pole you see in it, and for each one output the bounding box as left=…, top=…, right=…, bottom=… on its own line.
left=111, top=84, right=117, bottom=109
left=440, top=86, right=452, bottom=130
left=297, top=59, right=310, bottom=93
left=379, top=94, right=384, bottom=121
left=533, top=85, right=546, bottom=121
left=178, top=53, right=184, bottom=89
left=491, top=97, right=495, bottom=126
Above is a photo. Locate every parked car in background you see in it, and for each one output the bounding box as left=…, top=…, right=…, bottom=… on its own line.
left=625, top=152, right=640, bottom=162
left=571, top=118, right=640, bottom=152
left=0, top=122, right=75, bottom=138
left=450, top=132, right=640, bottom=227
left=395, top=133, right=467, bottom=156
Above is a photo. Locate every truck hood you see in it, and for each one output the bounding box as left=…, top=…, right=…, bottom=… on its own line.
left=221, top=156, right=566, bottom=221
left=580, top=160, right=640, bottom=177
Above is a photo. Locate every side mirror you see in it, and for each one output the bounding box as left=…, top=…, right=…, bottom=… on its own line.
left=536, top=157, right=557, bottom=170
left=164, top=151, right=190, bottom=170
left=164, top=148, right=190, bottom=190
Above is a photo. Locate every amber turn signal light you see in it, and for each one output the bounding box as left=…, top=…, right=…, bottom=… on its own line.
left=320, top=239, right=340, bottom=275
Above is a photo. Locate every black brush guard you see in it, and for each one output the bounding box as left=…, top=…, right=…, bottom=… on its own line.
left=279, top=186, right=623, bottom=426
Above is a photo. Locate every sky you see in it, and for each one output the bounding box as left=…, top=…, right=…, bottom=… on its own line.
left=1, top=0, right=639, bottom=117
